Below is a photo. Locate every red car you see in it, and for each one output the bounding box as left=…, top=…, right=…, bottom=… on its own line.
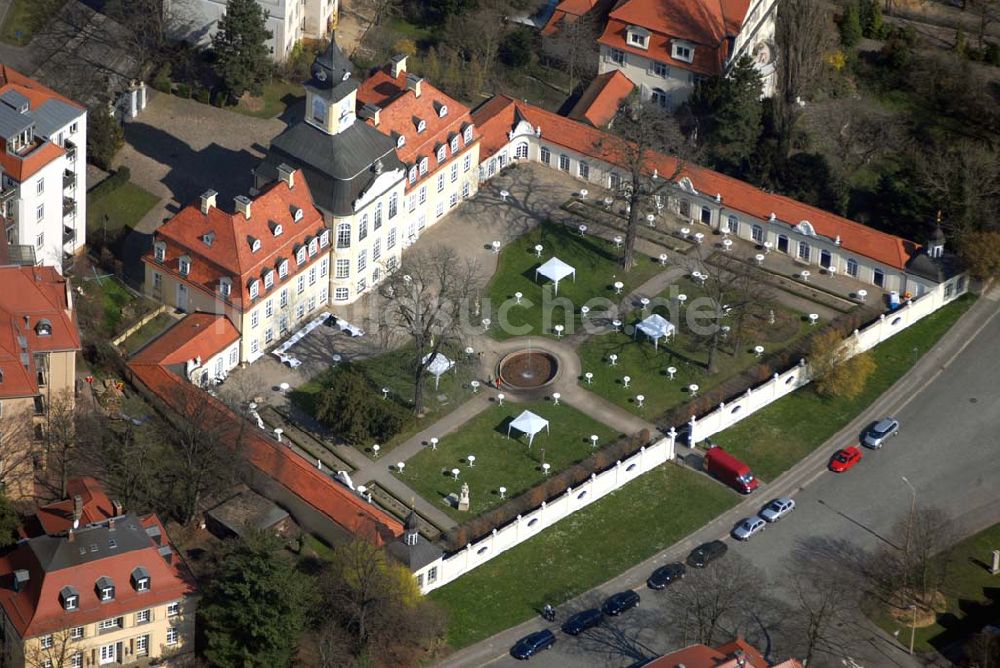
left=830, top=446, right=863, bottom=472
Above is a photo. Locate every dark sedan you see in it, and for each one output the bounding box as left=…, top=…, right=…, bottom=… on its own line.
left=647, top=562, right=686, bottom=590
left=601, top=590, right=640, bottom=616
left=561, top=608, right=603, bottom=635
left=510, top=629, right=556, bottom=660
left=686, top=540, right=728, bottom=568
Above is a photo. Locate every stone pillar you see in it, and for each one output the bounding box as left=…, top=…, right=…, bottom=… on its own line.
left=139, top=81, right=147, bottom=111
left=688, top=416, right=697, bottom=447
left=991, top=550, right=999, bottom=575
left=129, top=86, right=138, bottom=118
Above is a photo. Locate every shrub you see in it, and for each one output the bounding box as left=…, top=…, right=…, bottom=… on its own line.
left=839, top=2, right=862, bottom=48
left=985, top=42, right=1000, bottom=66
left=314, top=365, right=410, bottom=444
left=152, top=64, right=172, bottom=93
left=211, top=89, right=229, bottom=107
left=174, top=83, right=192, bottom=98
left=394, top=38, right=417, bottom=57
left=193, top=87, right=211, bottom=104
left=499, top=28, right=535, bottom=68
left=86, top=107, right=124, bottom=171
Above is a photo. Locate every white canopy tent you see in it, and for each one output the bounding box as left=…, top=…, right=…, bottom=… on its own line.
left=635, top=313, right=676, bottom=350
left=534, top=257, right=576, bottom=295
left=422, top=352, right=456, bottom=389
left=507, top=410, right=550, bottom=447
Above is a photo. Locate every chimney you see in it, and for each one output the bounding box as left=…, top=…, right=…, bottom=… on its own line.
left=108, top=517, right=115, bottom=531
left=734, top=649, right=747, bottom=667
left=277, top=163, right=295, bottom=189
left=112, top=499, right=123, bottom=516
left=12, top=570, right=29, bottom=592
left=23, top=315, right=29, bottom=328
left=360, top=103, right=381, bottom=126
left=67, top=528, right=75, bottom=542
left=405, top=73, right=423, bottom=98
left=200, top=189, right=218, bottom=215
left=73, top=494, right=83, bottom=528
left=234, top=195, right=252, bottom=219
left=391, top=53, right=407, bottom=78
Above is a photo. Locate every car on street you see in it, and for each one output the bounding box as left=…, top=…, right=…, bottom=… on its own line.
left=759, top=496, right=796, bottom=523
left=830, top=446, right=863, bottom=472
left=732, top=516, right=767, bottom=541
left=601, top=590, right=640, bottom=616
left=687, top=540, right=728, bottom=568
left=510, top=629, right=556, bottom=659
left=862, top=417, right=900, bottom=448
left=561, top=608, right=603, bottom=635
left=647, top=562, right=686, bottom=590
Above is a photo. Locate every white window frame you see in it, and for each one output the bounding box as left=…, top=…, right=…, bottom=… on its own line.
left=610, top=48, right=625, bottom=66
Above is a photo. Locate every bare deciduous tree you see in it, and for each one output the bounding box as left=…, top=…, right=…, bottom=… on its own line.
left=376, top=246, right=482, bottom=414
left=44, top=390, right=79, bottom=499
left=785, top=566, right=861, bottom=665
left=24, top=628, right=78, bottom=668
left=872, top=505, right=955, bottom=612
left=542, top=13, right=600, bottom=94
left=0, top=405, right=39, bottom=499
left=671, top=555, right=767, bottom=645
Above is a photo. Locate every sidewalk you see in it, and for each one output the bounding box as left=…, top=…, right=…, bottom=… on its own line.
left=436, top=288, right=1000, bottom=668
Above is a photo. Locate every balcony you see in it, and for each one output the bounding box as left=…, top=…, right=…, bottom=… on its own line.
left=65, top=139, right=76, bottom=162
left=63, top=169, right=74, bottom=189
left=63, top=225, right=75, bottom=244
left=62, top=197, right=75, bottom=217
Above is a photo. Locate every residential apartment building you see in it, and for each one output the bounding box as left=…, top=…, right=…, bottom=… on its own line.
left=597, top=0, right=778, bottom=109
left=0, top=266, right=80, bottom=501
left=472, top=95, right=968, bottom=304
left=143, top=168, right=331, bottom=364
left=0, top=478, right=198, bottom=667
left=256, top=45, right=479, bottom=305
left=0, top=66, right=87, bottom=273
left=164, top=0, right=338, bottom=62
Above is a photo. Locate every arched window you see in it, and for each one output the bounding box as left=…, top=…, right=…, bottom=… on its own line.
left=464, top=125, right=474, bottom=143
left=272, top=224, right=283, bottom=237
left=416, top=119, right=426, bottom=133
left=515, top=143, right=528, bottom=159
left=311, top=97, right=326, bottom=124
left=438, top=104, right=448, bottom=118
left=797, top=241, right=810, bottom=261
left=153, top=241, right=166, bottom=263
left=359, top=214, right=369, bottom=240
left=651, top=88, right=668, bottom=108
left=336, top=223, right=351, bottom=248
left=396, top=134, right=405, bottom=148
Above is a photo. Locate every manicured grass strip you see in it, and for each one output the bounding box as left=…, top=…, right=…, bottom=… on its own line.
left=87, top=181, right=160, bottom=238
left=121, top=312, right=174, bottom=353
left=400, top=401, right=620, bottom=521
left=233, top=79, right=304, bottom=119
left=867, top=521, right=1000, bottom=654
left=486, top=221, right=661, bottom=340
left=429, top=464, right=738, bottom=648
left=717, top=294, right=976, bottom=482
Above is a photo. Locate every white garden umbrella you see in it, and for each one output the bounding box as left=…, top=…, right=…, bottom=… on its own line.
left=534, top=257, right=576, bottom=295
left=635, top=313, right=675, bottom=350
left=507, top=410, right=550, bottom=447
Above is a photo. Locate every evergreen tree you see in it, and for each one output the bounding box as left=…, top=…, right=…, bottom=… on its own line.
left=212, top=0, right=274, bottom=100
left=859, top=0, right=883, bottom=39
left=86, top=106, right=124, bottom=171
left=690, top=55, right=763, bottom=174
left=839, top=1, right=862, bottom=48
left=200, top=531, right=312, bottom=668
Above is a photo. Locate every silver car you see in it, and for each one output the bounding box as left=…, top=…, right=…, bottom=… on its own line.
left=759, top=497, right=795, bottom=523
left=863, top=417, right=900, bottom=449
left=732, top=517, right=766, bottom=541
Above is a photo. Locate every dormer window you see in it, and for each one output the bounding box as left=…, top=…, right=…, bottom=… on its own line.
left=464, top=125, right=474, bottom=144
left=131, top=567, right=150, bottom=592
left=202, top=232, right=215, bottom=247
left=35, top=319, right=52, bottom=336
left=60, top=585, right=79, bottom=611
left=672, top=42, right=694, bottom=62
left=416, top=118, right=426, bottom=133
left=627, top=26, right=649, bottom=49
left=219, top=277, right=232, bottom=297
left=408, top=166, right=417, bottom=183
left=319, top=229, right=330, bottom=248
left=308, top=239, right=318, bottom=256
left=249, top=279, right=259, bottom=299
left=153, top=241, right=166, bottom=263
left=450, top=136, right=459, bottom=153
left=436, top=146, right=446, bottom=163
left=270, top=222, right=283, bottom=237
left=249, top=236, right=261, bottom=253
left=419, top=158, right=428, bottom=175
left=437, top=103, right=448, bottom=118
left=278, top=259, right=289, bottom=277
left=396, top=134, right=406, bottom=149
left=178, top=255, right=190, bottom=276
left=263, top=270, right=274, bottom=289
left=296, top=247, right=306, bottom=265
left=293, top=207, right=303, bottom=222
left=95, top=577, right=115, bottom=602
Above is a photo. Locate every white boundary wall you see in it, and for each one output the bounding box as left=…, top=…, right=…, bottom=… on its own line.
left=420, top=436, right=676, bottom=593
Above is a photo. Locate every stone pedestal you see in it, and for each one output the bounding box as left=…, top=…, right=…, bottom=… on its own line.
left=991, top=549, right=999, bottom=575
left=458, top=482, right=470, bottom=512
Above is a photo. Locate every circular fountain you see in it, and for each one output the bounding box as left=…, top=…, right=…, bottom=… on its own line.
left=499, top=349, right=560, bottom=390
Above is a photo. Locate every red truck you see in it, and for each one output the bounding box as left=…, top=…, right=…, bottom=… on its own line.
left=704, top=446, right=759, bottom=494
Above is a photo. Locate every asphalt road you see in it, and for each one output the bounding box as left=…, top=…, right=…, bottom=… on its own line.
left=444, top=292, right=1000, bottom=668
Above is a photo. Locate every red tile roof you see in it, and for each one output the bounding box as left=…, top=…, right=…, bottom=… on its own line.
left=541, top=0, right=599, bottom=35
left=0, top=140, right=65, bottom=182
left=598, top=0, right=752, bottom=76
left=475, top=96, right=917, bottom=269
left=356, top=65, right=477, bottom=191
left=127, top=361, right=404, bottom=545
left=130, top=313, right=239, bottom=367
left=0, top=65, right=84, bottom=112
left=471, top=95, right=524, bottom=159
left=0, top=485, right=196, bottom=638
left=0, top=266, right=81, bottom=400
left=32, top=478, right=116, bottom=538
left=145, top=170, right=328, bottom=307
left=569, top=70, right=635, bottom=127
left=645, top=636, right=779, bottom=667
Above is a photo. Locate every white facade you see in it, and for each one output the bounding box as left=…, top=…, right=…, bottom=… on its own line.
left=165, top=0, right=337, bottom=62
left=186, top=338, right=241, bottom=386
left=0, top=112, right=87, bottom=272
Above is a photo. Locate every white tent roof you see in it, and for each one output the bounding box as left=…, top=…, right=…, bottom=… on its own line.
left=422, top=353, right=455, bottom=377
left=637, top=313, right=675, bottom=340
left=535, top=257, right=576, bottom=294
left=507, top=410, right=550, bottom=445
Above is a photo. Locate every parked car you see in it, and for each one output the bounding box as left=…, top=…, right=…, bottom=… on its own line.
left=759, top=497, right=796, bottom=523
left=561, top=608, right=603, bottom=635
left=704, top=446, right=759, bottom=494
left=601, top=590, right=640, bottom=616
left=687, top=540, right=728, bottom=568
left=830, top=446, right=863, bottom=472
left=647, top=563, right=686, bottom=590
left=732, top=516, right=767, bottom=541
left=510, top=630, right=556, bottom=659
left=862, top=417, right=900, bottom=449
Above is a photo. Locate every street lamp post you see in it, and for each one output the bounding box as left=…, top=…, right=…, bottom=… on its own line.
left=909, top=604, right=917, bottom=655
left=901, top=474, right=918, bottom=653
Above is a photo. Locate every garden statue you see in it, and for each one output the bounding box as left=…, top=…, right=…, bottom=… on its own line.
left=768, top=309, right=775, bottom=325
left=458, top=482, right=470, bottom=511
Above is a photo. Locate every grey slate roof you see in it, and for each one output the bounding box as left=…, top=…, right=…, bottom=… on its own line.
left=386, top=535, right=443, bottom=572
left=33, top=99, right=83, bottom=137
left=0, top=104, right=33, bottom=141
left=307, top=38, right=355, bottom=100
left=258, top=120, right=404, bottom=217
left=905, top=251, right=964, bottom=283
left=27, top=514, right=152, bottom=572
left=205, top=489, right=289, bottom=537
left=0, top=90, right=30, bottom=112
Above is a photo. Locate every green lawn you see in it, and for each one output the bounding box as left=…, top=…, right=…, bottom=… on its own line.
left=576, top=277, right=807, bottom=417
left=233, top=79, right=304, bottom=119
left=399, top=401, right=620, bottom=521
left=486, top=222, right=662, bottom=340
left=429, top=464, right=738, bottom=648
left=83, top=275, right=139, bottom=336
left=0, top=0, right=60, bottom=44
left=87, top=181, right=160, bottom=239
left=292, top=345, right=476, bottom=455
left=121, top=312, right=174, bottom=353
left=715, top=294, right=976, bottom=482
left=868, top=522, right=1000, bottom=654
